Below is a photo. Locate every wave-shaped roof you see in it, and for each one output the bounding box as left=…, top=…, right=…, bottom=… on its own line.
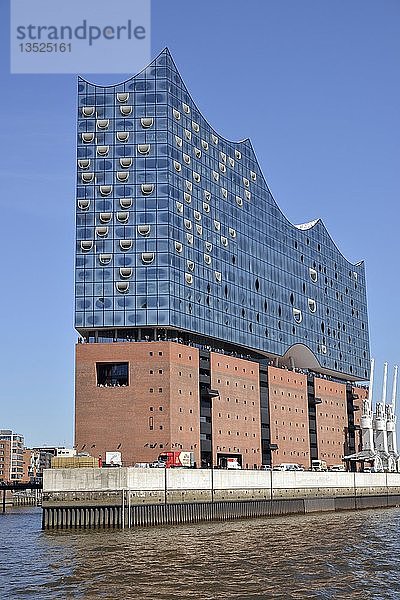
left=175, top=49, right=363, bottom=268
left=79, top=48, right=364, bottom=269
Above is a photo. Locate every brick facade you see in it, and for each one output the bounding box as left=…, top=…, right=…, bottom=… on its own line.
left=315, top=377, right=347, bottom=466
left=0, top=439, right=11, bottom=482
left=0, top=433, right=29, bottom=483
left=267, top=367, right=310, bottom=468
left=75, top=342, right=364, bottom=469
left=210, top=353, right=261, bottom=469
left=75, top=341, right=200, bottom=466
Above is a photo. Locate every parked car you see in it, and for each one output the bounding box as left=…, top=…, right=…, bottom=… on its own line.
left=311, top=459, right=328, bottom=472
left=273, top=463, right=303, bottom=471
left=260, top=465, right=272, bottom=471
left=330, top=464, right=346, bottom=472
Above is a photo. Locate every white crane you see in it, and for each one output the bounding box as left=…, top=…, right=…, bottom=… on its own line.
left=361, top=358, right=375, bottom=453
left=386, top=365, right=398, bottom=471
left=345, top=360, right=396, bottom=472
left=373, top=362, right=389, bottom=456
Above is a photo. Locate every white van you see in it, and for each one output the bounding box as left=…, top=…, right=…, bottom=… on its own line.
left=274, top=463, right=303, bottom=471
left=311, top=459, right=328, bottom=472
left=226, top=457, right=241, bottom=470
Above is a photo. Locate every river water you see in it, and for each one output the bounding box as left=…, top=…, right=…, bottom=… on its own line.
left=1, top=507, right=400, bottom=599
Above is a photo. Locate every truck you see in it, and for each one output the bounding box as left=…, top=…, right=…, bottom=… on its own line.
left=226, top=457, right=241, bottom=470
left=217, top=456, right=242, bottom=469
left=105, top=451, right=122, bottom=466
left=157, top=451, right=195, bottom=468
left=311, top=459, right=328, bottom=472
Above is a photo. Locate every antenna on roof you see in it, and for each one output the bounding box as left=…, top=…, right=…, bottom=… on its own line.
left=391, top=365, right=398, bottom=412
left=368, top=358, right=375, bottom=407
left=381, top=362, right=388, bottom=407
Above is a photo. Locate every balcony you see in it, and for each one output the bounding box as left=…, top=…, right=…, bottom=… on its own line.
left=201, top=387, right=219, bottom=399
left=308, top=396, right=322, bottom=405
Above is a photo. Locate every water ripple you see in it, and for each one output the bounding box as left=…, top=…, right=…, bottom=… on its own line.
left=1, top=508, right=400, bottom=599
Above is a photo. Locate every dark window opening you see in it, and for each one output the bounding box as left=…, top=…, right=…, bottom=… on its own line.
left=96, top=362, right=129, bottom=387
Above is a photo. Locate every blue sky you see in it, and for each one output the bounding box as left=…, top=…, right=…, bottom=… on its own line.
left=0, top=0, right=399, bottom=446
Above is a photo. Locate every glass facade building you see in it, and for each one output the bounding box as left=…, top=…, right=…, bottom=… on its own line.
left=75, top=49, right=370, bottom=380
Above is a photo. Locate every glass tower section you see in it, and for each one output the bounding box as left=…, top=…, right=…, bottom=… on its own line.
left=75, top=49, right=370, bottom=380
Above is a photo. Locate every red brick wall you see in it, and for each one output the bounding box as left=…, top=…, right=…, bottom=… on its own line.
left=22, top=449, right=31, bottom=483
left=169, top=344, right=201, bottom=466
left=210, top=353, right=261, bottom=469
left=0, top=440, right=10, bottom=482
left=315, top=377, right=347, bottom=466
left=0, top=439, right=29, bottom=483
left=76, top=342, right=358, bottom=470
left=75, top=342, right=200, bottom=466
left=268, top=367, right=310, bottom=468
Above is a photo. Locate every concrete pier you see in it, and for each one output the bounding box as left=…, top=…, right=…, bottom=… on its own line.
left=12, top=492, right=41, bottom=507
left=42, top=469, right=400, bottom=530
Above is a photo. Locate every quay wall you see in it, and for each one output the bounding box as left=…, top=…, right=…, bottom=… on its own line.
left=42, top=469, right=400, bottom=529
